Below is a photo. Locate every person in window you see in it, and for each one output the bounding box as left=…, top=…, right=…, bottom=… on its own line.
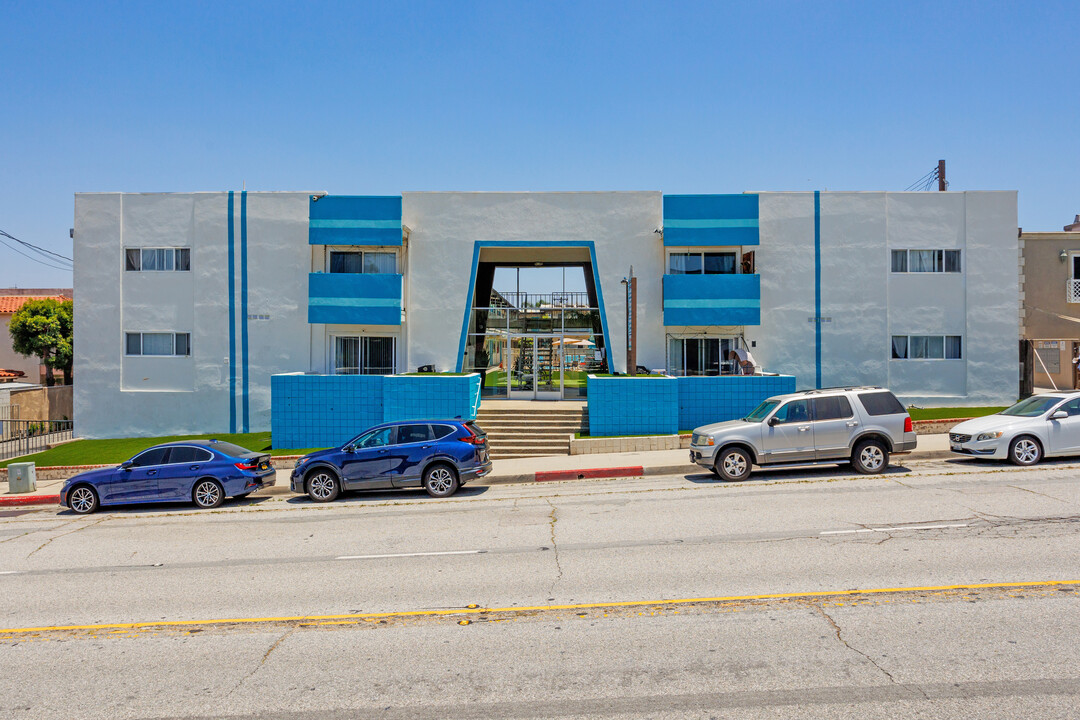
left=729, top=348, right=757, bottom=375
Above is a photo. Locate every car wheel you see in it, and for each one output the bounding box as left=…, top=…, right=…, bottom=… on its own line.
left=1008, top=436, right=1042, bottom=466
left=852, top=439, right=889, bottom=474
left=423, top=464, right=459, bottom=498
left=716, top=447, right=752, bottom=481
left=69, top=485, right=99, bottom=514
left=192, top=479, right=225, bottom=509
left=306, top=470, right=340, bottom=503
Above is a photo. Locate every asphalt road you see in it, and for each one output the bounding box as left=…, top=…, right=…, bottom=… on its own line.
left=0, top=457, right=1078, bottom=718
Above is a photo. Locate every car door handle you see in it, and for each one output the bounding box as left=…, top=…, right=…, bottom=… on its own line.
left=846, top=421, right=859, bottom=427
left=189, top=465, right=200, bottom=470
left=798, top=426, right=810, bottom=432
left=378, top=449, right=388, bottom=454
left=422, top=444, right=432, bottom=449
left=147, top=470, right=157, bottom=476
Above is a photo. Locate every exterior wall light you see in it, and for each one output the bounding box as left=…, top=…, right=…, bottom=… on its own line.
left=1061, top=249, right=1068, bottom=262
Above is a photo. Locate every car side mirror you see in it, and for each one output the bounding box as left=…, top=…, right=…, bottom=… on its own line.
left=768, top=417, right=779, bottom=427
left=1051, top=410, right=1068, bottom=420
left=119, top=460, right=133, bottom=470
left=342, top=444, right=355, bottom=453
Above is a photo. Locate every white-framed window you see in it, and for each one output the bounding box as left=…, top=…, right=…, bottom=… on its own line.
left=891, top=335, right=962, bottom=360
left=668, top=250, right=739, bottom=275
left=666, top=335, right=747, bottom=375
left=327, top=249, right=397, bottom=274
left=890, top=249, right=961, bottom=273
left=125, top=332, right=191, bottom=357
left=332, top=335, right=396, bottom=374
left=125, top=248, right=191, bottom=272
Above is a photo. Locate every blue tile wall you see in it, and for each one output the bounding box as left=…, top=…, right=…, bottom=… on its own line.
left=271, top=373, right=481, bottom=450
left=586, top=376, right=680, bottom=436
left=677, top=375, right=797, bottom=431
left=382, top=375, right=481, bottom=423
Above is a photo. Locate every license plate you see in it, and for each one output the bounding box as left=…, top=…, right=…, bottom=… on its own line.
left=259, top=462, right=270, bottom=470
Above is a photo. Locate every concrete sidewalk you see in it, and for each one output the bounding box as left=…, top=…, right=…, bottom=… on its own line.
left=0, top=434, right=955, bottom=507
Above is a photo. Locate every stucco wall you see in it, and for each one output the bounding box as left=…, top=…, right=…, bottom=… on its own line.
left=749, top=191, right=1017, bottom=406
left=402, top=192, right=664, bottom=375
left=74, top=192, right=313, bottom=438
left=1021, top=232, right=1080, bottom=340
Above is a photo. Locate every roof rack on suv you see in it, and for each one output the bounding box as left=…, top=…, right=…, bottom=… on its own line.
left=796, top=386, right=885, bottom=396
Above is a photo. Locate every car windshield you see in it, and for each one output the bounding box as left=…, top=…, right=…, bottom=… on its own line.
left=744, top=400, right=780, bottom=422
left=1000, top=396, right=1063, bottom=417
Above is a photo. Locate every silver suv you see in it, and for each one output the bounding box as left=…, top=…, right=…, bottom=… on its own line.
left=690, top=387, right=917, bottom=481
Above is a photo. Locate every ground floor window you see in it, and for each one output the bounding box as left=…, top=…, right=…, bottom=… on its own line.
left=666, top=336, right=747, bottom=375
left=333, top=336, right=396, bottom=374
left=891, top=335, right=962, bottom=359
left=125, top=332, right=190, bottom=356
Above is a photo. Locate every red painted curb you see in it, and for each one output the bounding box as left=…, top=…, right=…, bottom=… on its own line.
left=535, top=466, right=645, bottom=483
left=0, top=494, right=60, bottom=507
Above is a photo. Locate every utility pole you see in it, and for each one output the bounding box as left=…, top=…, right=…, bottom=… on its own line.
left=937, top=159, right=946, bottom=191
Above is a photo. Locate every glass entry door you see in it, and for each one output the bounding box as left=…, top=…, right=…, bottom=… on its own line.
left=509, top=335, right=562, bottom=400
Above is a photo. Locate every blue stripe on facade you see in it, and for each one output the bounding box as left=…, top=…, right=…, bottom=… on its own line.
left=662, top=194, right=760, bottom=247
left=307, top=273, right=403, bottom=325
left=309, top=195, right=403, bottom=246
left=240, top=191, right=249, bottom=433
left=814, top=190, right=822, bottom=389
left=662, top=273, right=761, bottom=326
left=227, top=191, right=236, bottom=434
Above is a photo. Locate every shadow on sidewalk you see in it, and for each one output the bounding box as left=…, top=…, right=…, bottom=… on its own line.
left=684, top=463, right=912, bottom=485
left=284, top=485, right=490, bottom=505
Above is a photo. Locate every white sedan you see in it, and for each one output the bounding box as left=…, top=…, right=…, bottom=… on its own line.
left=949, top=393, right=1080, bottom=466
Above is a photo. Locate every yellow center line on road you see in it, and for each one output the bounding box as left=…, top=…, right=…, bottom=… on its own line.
left=1, top=579, right=1077, bottom=635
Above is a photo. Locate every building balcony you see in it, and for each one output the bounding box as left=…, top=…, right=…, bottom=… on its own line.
left=663, top=273, right=760, bottom=326
left=308, top=273, right=403, bottom=326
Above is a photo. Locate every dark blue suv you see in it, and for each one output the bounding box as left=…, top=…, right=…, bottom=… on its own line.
left=290, top=420, right=492, bottom=502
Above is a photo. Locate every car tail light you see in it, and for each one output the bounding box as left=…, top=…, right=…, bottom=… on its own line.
left=235, top=461, right=259, bottom=471
left=458, top=425, right=486, bottom=445
left=904, top=416, right=913, bottom=433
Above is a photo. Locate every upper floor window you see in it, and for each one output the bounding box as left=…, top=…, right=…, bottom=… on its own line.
left=669, top=251, right=737, bottom=275
left=328, top=250, right=397, bottom=274
left=891, top=249, right=961, bottom=273
left=125, top=248, right=190, bottom=272
left=125, top=332, right=191, bottom=357
left=891, top=335, right=962, bottom=359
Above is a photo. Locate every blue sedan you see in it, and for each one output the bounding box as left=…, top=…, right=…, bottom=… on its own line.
left=60, top=440, right=276, bottom=514
left=290, top=420, right=493, bottom=502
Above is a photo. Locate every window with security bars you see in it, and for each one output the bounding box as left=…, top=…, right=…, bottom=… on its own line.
left=125, top=248, right=191, bottom=272
left=125, top=332, right=191, bottom=356
left=333, top=336, right=396, bottom=374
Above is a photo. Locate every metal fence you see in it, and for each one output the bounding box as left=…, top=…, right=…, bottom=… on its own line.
left=0, top=419, right=74, bottom=462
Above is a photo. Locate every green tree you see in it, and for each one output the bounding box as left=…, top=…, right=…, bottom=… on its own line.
left=9, top=298, right=73, bottom=386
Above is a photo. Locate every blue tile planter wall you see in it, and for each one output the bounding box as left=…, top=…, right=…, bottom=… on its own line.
left=271, top=373, right=480, bottom=449
left=677, top=375, right=796, bottom=430
left=382, top=374, right=481, bottom=423
left=586, top=375, right=679, bottom=437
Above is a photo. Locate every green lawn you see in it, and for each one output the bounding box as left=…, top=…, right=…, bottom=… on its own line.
left=907, top=406, right=1006, bottom=421
left=0, top=432, right=325, bottom=469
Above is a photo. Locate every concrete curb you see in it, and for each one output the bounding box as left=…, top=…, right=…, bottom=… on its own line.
left=0, top=494, right=60, bottom=507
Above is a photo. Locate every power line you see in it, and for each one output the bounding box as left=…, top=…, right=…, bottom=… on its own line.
left=0, top=229, right=73, bottom=263
left=0, top=236, right=73, bottom=272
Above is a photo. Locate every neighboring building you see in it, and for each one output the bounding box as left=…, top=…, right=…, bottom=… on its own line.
left=73, top=190, right=1019, bottom=439
left=1020, top=216, right=1080, bottom=389
left=0, top=289, right=73, bottom=384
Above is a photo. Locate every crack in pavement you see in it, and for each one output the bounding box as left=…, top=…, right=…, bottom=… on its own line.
left=545, top=498, right=562, bottom=596
left=814, top=604, right=927, bottom=699
left=1008, top=485, right=1069, bottom=504
left=26, top=516, right=108, bottom=559
left=227, top=627, right=295, bottom=697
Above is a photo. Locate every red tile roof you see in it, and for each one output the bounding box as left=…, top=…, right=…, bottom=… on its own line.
left=0, top=296, right=68, bottom=314
left=0, top=369, right=25, bottom=378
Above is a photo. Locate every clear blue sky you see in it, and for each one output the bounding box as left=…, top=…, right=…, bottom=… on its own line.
left=3, top=0, right=1078, bottom=289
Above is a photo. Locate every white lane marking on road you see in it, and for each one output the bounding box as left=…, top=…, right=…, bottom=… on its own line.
left=0, top=571, right=20, bottom=575
left=336, top=550, right=485, bottom=560
left=820, top=523, right=968, bottom=536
